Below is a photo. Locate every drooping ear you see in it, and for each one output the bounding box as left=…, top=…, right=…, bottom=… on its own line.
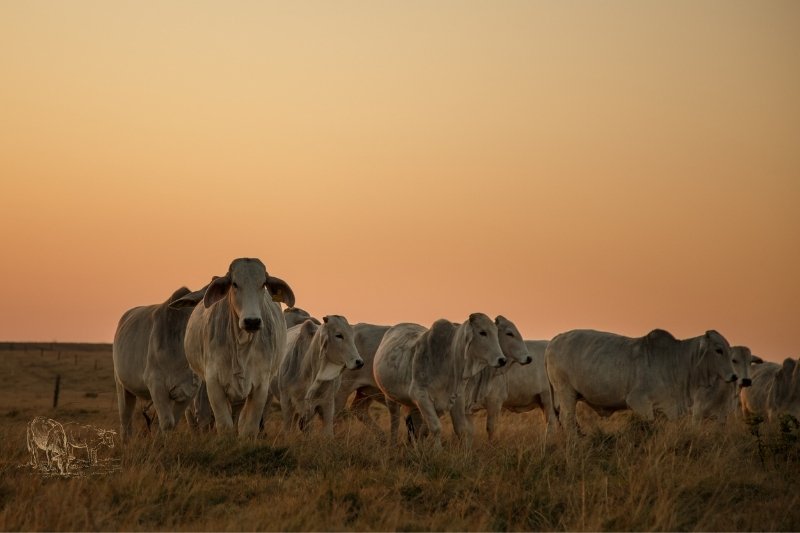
left=203, top=275, right=231, bottom=308
left=266, top=276, right=295, bottom=307
left=750, top=355, right=764, bottom=365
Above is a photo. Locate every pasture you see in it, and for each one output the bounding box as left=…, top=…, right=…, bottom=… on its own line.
left=1, top=345, right=798, bottom=531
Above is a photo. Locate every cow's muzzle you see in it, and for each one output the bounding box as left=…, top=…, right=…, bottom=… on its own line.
left=494, top=357, right=507, bottom=368
left=523, top=355, right=533, bottom=365
left=243, top=317, right=263, bottom=331
left=726, top=373, right=738, bottom=383
left=354, top=359, right=364, bottom=369
left=740, top=378, right=752, bottom=387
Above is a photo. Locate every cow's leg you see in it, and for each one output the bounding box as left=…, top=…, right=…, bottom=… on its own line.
left=280, top=391, right=295, bottom=433
left=26, top=427, right=38, bottom=466
left=410, top=388, right=443, bottom=448
left=169, top=399, right=191, bottom=434
left=404, top=407, right=422, bottom=441
left=238, top=386, right=269, bottom=438
left=540, top=391, right=560, bottom=435
left=192, top=384, right=215, bottom=431
left=115, top=382, right=137, bottom=442
left=205, top=378, right=234, bottom=434
left=450, top=395, right=473, bottom=449
left=385, top=398, right=402, bottom=445
left=553, top=384, right=580, bottom=434
left=321, top=394, right=336, bottom=438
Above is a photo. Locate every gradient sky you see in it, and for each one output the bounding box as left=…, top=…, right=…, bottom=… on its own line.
left=1, top=1, right=798, bottom=362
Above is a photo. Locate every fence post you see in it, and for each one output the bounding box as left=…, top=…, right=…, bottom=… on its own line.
left=53, top=374, right=61, bottom=409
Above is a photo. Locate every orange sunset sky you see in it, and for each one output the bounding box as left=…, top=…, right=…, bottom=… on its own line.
left=1, top=2, right=798, bottom=362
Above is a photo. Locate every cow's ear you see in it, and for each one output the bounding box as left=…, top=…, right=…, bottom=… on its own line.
left=204, top=275, right=231, bottom=308
left=267, top=276, right=295, bottom=308
left=750, top=355, right=764, bottom=365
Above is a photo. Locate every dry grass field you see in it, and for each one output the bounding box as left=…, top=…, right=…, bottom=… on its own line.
left=1, top=345, right=799, bottom=531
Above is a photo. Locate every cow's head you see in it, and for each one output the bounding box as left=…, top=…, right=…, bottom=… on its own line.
left=203, top=258, right=295, bottom=332
left=698, top=330, right=737, bottom=384
left=316, top=316, right=363, bottom=380
left=98, top=429, right=116, bottom=449
left=730, top=346, right=755, bottom=388
left=284, top=307, right=320, bottom=329
left=494, top=315, right=532, bottom=365
left=463, top=313, right=506, bottom=377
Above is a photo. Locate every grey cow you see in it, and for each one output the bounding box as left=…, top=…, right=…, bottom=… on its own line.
left=178, top=258, right=295, bottom=437
left=740, top=357, right=800, bottom=422
left=113, top=285, right=206, bottom=441
left=277, top=316, right=363, bottom=436
left=468, top=339, right=557, bottom=439
left=691, top=345, right=756, bottom=422
left=545, top=328, right=737, bottom=433
left=373, top=313, right=507, bottom=448
left=334, top=323, right=392, bottom=436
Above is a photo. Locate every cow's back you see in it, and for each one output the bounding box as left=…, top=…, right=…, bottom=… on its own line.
left=546, top=329, right=638, bottom=409
left=113, top=305, right=156, bottom=397
left=373, top=323, right=426, bottom=406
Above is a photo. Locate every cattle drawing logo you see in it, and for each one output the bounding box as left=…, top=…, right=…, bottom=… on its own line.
left=25, top=416, right=119, bottom=477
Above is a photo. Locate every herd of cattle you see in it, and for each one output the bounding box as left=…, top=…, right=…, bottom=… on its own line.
left=110, top=257, right=800, bottom=448
left=27, top=417, right=116, bottom=474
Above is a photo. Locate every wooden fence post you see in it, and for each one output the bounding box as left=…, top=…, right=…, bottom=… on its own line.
left=53, top=374, right=61, bottom=409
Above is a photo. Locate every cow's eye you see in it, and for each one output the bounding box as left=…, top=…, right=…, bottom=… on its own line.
left=232, top=282, right=239, bottom=289
left=335, top=333, right=344, bottom=340
left=479, top=331, right=487, bottom=337
left=506, top=332, right=514, bottom=337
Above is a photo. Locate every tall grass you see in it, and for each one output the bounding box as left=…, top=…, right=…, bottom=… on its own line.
left=2, top=415, right=799, bottom=531
left=1, top=348, right=798, bottom=531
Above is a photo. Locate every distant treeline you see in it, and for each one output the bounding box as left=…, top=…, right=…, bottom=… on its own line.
left=0, top=342, right=111, bottom=352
